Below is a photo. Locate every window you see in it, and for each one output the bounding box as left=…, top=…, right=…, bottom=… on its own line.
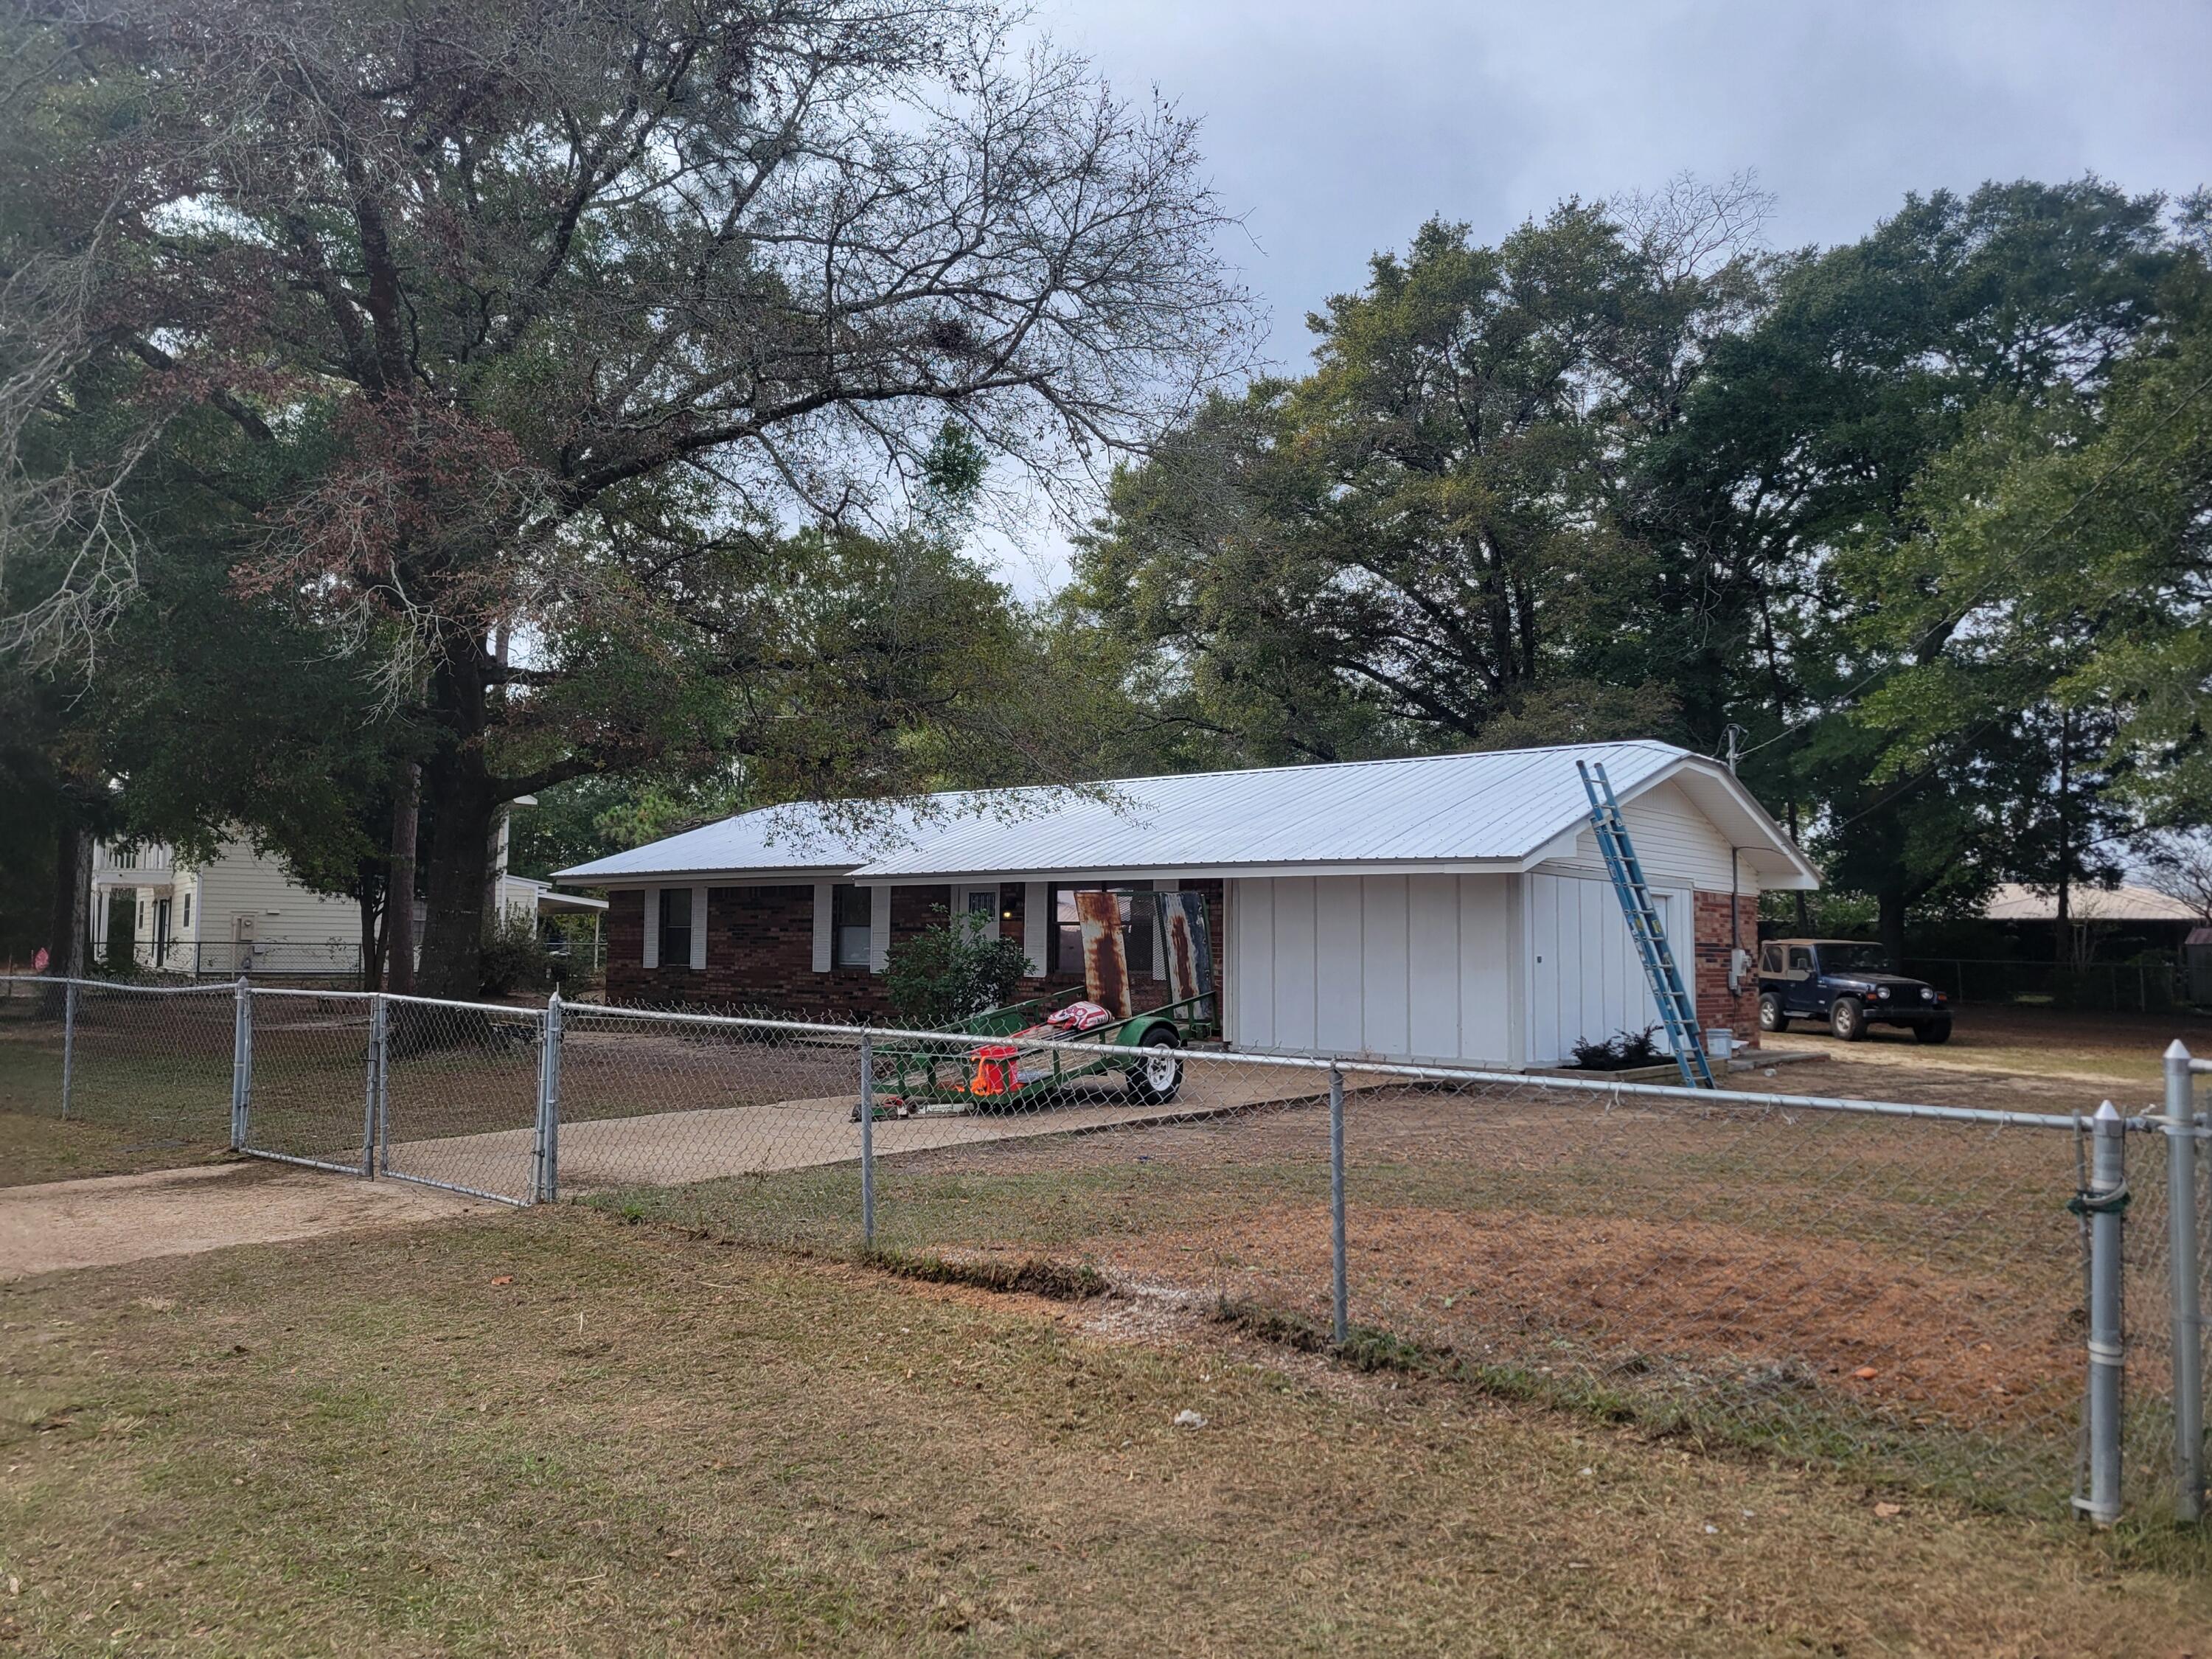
left=181, top=893, right=192, bottom=929
left=1787, top=947, right=1814, bottom=975
left=965, top=888, right=995, bottom=921
left=1759, top=943, right=1781, bottom=975
left=832, top=884, right=872, bottom=968
left=658, top=887, right=692, bottom=971
left=1820, top=943, right=1894, bottom=975
left=1051, top=883, right=1152, bottom=978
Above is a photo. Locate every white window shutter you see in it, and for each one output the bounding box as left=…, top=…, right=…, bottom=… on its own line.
left=642, top=888, right=659, bottom=968
left=811, top=881, right=833, bottom=973
left=868, top=885, right=891, bottom=973
left=1023, top=881, right=1048, bottom=977
left=689, top=886, right=708, bottom=970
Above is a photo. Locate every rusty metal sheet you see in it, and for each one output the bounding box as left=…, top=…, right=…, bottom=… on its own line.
left=1159, top=890, right=1214, bottom=1022
left=1074, top=889, right=1132, bottom=1018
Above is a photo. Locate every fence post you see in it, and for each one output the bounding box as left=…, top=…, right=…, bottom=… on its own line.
left=374, top=995, right=391, bottom=1176
left=2077, top=1099, right=2127, bottom=1526
left=1329, top=1062, right=1348, bottom=1348
left=532, top=994, right=563, bottom=1205
left=860, top=1031, right=875, bottom=1248
left=59, top=978, right=77, bottom=1121
left=2166, top=1042, right=2205, bottom=1524
left=359, top=995, right=386, bottom=1178
left=229, top=974, right=253, bottom=1152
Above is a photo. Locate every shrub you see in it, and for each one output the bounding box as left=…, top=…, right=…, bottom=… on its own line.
left=884, top=908, right=1030, bottom=1028
left=1568, top=1026, right=1666, bottom=1071
left=479, top=911, right=554, bottom=997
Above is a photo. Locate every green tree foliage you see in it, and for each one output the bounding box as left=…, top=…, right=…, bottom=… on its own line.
left=1074, top=198, right=1767, bottom=759
left=884, top=911, right=1031, bottom=1029
left=0, top=0, right=1251, bottom=998
left=1079, top=177, right=2209, bottom=953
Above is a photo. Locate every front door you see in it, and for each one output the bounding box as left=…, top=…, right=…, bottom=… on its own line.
left=953, top=886, right=999, bottom=939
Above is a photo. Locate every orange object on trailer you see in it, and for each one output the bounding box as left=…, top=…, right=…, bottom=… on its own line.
left=970, top=1043, right=1020, bottom=1096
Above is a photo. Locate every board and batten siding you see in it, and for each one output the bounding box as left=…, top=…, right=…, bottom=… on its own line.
left=1227, top=874, right=1516, bottom=1065
left=1523, top=873, right=1688, bottom=1068
left=1537, top=779, right=1741, bottom=893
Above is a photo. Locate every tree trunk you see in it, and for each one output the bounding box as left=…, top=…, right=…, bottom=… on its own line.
left=417, top=759, right=497, bottom=1000
left=1876, top=884, right=1908, bottom=966
left=1785, top=801, right=1811, bottom=933
left=414, top=644, right=498, bottom=1001
left=386, top=762, right=419, bottom=995
left=358, top=882, right=380, bottom=993
left=46, top=817, right=89, bottom=978
left=41, top=816, right=90, bottom=1016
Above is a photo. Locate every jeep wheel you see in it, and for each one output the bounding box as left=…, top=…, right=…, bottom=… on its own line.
left=1125, top=1027, right=1183, bottom=1105
left=1913, top=1018, right=1952, bottom=1046
left=1829, top=997, right=1866, bottom=1042
left=1758, top=992, right=1787, bottom=1033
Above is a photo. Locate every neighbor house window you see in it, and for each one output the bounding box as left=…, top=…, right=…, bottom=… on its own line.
left=1051, top=883, right=1152, bottom=978
left=832, top=884, right=871, bottom=968
left=181, top=893, right=192, bottom=929
left=658, top=887, right=692, bottom=970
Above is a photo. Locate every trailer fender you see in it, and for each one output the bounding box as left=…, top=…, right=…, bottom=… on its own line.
left=1113, top=1015, right=1179, bottom=1055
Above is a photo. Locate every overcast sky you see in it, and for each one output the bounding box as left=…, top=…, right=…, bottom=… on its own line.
left=994, top=0, right=2212, bottom=588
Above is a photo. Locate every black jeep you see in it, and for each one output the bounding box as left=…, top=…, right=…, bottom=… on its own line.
left=1756, top=939, right=1952, bottom=1044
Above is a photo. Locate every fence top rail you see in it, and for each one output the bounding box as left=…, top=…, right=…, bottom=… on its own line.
left=566, top=998, right=2128, bottom=1133
left=377, top=990, right=550, bottom=1019
left=0, top=974, right=233, bottom=996
left=248, top=984, right=380, bottom=1003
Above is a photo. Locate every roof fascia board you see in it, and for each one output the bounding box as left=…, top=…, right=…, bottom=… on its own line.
left=555, top=864, right=860, bottom=889
left=1611, top=757, right=1823, bottom=888
left=845, top=858, right=1528, bottom=883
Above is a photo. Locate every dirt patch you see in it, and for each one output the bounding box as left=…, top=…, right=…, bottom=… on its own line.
left=0, top=1161, right=490, bottom=1279
left=1022, top=1201, right=2077, bottom=1430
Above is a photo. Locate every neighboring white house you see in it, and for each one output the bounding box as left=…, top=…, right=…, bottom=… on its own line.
left=91, top=837, right=361, bottom=975
left=90, top=815, right=600, bottom=976
left=557, top=740, right=1820, bottom=1069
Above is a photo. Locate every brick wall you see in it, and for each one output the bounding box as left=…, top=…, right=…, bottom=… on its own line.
left=1692, top=887, right=1759, bottom=1049
left=605, top=877, right=1228, bottom=1027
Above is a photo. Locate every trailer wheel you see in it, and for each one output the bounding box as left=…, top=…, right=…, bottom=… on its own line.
left=1126, top=1028, right=1183, bottom=1105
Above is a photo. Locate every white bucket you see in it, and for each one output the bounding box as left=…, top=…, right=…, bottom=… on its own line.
left=1705, top=1027, right=1736, bottom=1061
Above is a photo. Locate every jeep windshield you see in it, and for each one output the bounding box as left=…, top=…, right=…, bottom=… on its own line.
left=1820, top=944, right=1894, bottom=975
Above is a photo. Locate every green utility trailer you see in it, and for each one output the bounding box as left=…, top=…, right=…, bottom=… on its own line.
left=867, top=984, right=1217, bottom=1116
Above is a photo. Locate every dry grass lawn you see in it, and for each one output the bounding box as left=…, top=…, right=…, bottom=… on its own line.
left=3, top=1208, right=2208, bottom=1657
left=1762, top=1003, right=2212, bottom=1096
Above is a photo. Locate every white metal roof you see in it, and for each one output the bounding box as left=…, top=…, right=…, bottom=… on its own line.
left=1985, top=882, right=2200, bottom=922
left=553, top=740, right=1820, bottom=888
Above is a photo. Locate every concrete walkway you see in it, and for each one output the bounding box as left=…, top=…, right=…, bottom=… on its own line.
left=383, top=1067, right=1337, bottom=1200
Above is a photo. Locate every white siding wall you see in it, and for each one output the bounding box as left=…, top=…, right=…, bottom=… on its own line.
left=1538, top=779, right=1738, bottom=891
left=1228, top=874, right=1515, bottom=1065
left=1523, top=873, right=1689, bottom=1067
left=194, top=841, right=357, bottom=953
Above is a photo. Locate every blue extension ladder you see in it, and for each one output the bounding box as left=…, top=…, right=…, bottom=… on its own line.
left=1575, top=761, right=1717, bottom=1090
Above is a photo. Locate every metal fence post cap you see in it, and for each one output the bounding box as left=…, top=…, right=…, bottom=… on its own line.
left=2095, top=1099, right=2120, bottom=1124
left=2166, top=1039, right=2193, bottom=1062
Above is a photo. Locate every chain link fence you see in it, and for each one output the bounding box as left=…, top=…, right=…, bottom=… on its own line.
left=4, top=973, right=2205, bottom=1526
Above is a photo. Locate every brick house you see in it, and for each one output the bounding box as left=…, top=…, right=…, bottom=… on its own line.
left=556, top=740, right=1818, bottom=1068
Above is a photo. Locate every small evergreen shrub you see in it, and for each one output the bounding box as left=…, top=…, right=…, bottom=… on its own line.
left=884, top=908, right=1029, bottom=1027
